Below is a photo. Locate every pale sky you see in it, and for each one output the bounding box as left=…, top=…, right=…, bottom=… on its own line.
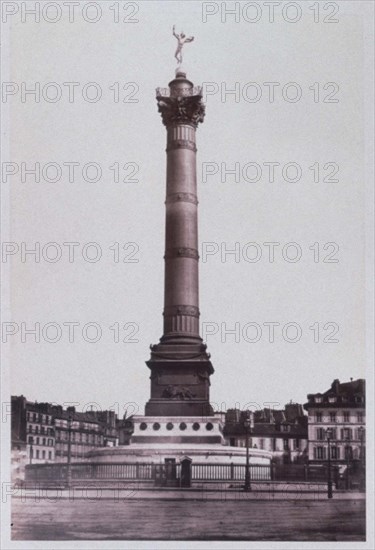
left=2, top=1, right=373, bottom=417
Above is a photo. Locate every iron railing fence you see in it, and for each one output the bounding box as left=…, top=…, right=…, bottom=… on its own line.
left=25, top=462, right=336, bottom=483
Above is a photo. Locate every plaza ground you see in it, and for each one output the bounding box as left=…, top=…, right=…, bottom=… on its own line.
left=11, top=491, right=365, bottom=541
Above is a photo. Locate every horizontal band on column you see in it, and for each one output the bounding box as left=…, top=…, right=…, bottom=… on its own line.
left=164, top=247, right=199, bottom=260
left=165, top=192, right=198, bottom=205
left=163, top=305, right=200, bottom=317
left=168, top=124, right=196, bottom=141
left=166, top=140, right=197, bottom=152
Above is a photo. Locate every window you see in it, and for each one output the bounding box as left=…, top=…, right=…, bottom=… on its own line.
left=283, top=439, right=289, bottom=451
left=272, top=438, right=277, bottom=451
left=331, top=446, right=340, bottom=460
left=330, top=428, right=337, bottom=440
left=28, top=436, right=33, bottom=443
left=259, top=438, right=264, bottom=450
left=357, top=412, right=363, bottom=422
left=316, top=412, right=322, bottom=423
left=317, top=428, right=325, bottom=440
left=36, top=450, right=40, bottom=459
left=357, top=428, right=365, bottom=440
left=28, top=425, right=32, bottom=432
left=36, top=437, right=40, bottom=444
left=345, top=446, right=353, bottom=460
left=294, top=439, right=300, bottom=450
left=329, top=412, right=336, bottom=422
left=343, top=411, right=350, bottom=422
left=314, top=446, right=325, bottom=460
left=42, top=450, right=45, bottom=459
left=342, top=428, right=352, bottom=440
left=42, top=438, right=46, bottom=445
left=48, top=451, right=52, bottom=459
left=315, top=397, right=322, bottom=403
left=35, top=425, right=39, bottom=434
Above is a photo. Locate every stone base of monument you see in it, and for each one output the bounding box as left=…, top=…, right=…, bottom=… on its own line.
left=130, top=415, right=225, bottom=445
left=86, top=415, right=272, bottom=473
left=86, top=442, right=272, bottom=466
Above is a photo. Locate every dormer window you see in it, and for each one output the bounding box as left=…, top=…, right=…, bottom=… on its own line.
left=315, top=397, right=322, bottom=403
left=328, top=397, right=336, bottom=403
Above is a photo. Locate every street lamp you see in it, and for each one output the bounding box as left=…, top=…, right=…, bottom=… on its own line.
left=358, top=426, right=365, bottom=466
left=244, top=411, right=254, bottom=492
left=345, top=434, right=351, bottom=490
left=66, top=413, right=73, bottom=488
left=29, top=437, right=33, bottom=465
left=358, top=426, right=365, bottom=491
left=325, top=428, right=333, bottom=499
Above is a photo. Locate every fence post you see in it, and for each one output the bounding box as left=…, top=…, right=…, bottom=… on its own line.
left=230, top=462, right=234, bottom=480
left=304, top=464, right=308, bottom=481
left=271, top=462, right=276, bottom=481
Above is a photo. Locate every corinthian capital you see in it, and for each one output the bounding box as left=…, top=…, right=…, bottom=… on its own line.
left=156, top=94, right=205, bottom=128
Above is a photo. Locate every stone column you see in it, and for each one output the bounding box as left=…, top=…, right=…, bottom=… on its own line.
left=145, top=71, right=214, bottom=417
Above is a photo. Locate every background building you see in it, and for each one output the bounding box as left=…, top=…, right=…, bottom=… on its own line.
left=11, top=396, right=119, bottom=471
left=304, top=378, right=365, bottom=469
left=11, top=396, right=28, bottom=482
left=224, top=403, right=308, bottom=464
left=10, top=396, right=58, bottom=465
left=26, top=401, right=55, bottom=464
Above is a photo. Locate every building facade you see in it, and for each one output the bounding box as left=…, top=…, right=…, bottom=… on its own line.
left=304, top=378, right=365, bottom=467
left=224, top=404, right=308, bottom=464
left=11, top=396, right=28, bottom=482
left=53, top=407, right=103, bottom=463
left=26, top=402, right=56, bottom=464
left=11, top=396, right=119, bottom=469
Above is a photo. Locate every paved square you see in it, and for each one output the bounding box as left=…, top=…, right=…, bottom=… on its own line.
left=12, top=497, right=365, bottom=541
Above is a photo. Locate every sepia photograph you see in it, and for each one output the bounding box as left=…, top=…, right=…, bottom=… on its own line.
left=1, top=0, right=374, bottom=547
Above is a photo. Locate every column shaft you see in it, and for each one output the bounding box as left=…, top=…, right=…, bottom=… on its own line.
left=163, top=124, right=200, bottom=339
